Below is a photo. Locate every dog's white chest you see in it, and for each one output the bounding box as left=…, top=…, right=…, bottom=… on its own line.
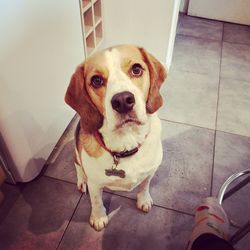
left=82, top=141, right=162, bottom=191
left=81, top=115, right=163, bottom=192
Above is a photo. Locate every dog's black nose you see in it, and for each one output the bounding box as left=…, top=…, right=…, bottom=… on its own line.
left=111, top=91, right=135, bottom=114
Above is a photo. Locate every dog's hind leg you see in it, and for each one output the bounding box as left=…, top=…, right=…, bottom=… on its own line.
left=136, top=174, right=154, bottom=213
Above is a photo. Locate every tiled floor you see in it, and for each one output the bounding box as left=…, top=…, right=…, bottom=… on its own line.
left=1, top=14, right=250, bottom=250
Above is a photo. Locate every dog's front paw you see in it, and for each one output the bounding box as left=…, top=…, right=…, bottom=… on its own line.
left=90, top=213, right=109, bottom=231
left=136, top=191, right=153, bottom=213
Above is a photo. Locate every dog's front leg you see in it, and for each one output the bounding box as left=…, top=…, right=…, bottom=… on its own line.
left=88, top=183, right=108, bottom=231
left=75, top=163, right=87, bottom=193
left=137, top=174, right=154, bottom=213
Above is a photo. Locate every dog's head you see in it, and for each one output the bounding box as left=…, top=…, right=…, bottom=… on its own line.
left=65, top=45, right=167, bottom=133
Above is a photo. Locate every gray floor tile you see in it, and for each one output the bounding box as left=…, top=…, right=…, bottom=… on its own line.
left=58, top=114, right=79, bottom=145
left=110, top=121, right=214, bottom=215
left=159, top=70, right=219, bottom=129
left=0, top=177, right=81, bottom=250
left=44, top=113, right=79, bottom=176
left=221, top=42, right=250, bottom=82
left=176, top=13, right=181, bottom=31
left=44, top=114, right=79, bottom=183
left=230, top=226, right=250, bottom=250
left=177, top=14, right=223, bottom=41
left=171, top=35, right=221, bottom=76
left=0, top=183, right=23, bottom=223
left=152, top=122, right=214, bottom=214
left=234, top=233, right=250, bottom=250
left=212, top=131, right=250, bottom=227
left=58, top=193, right=193, bottom=250
left=217, top=78, right=250, bottom=137
left=224, top=23, right=250, bottom=45
left=44, top=139, right=76, bottom=184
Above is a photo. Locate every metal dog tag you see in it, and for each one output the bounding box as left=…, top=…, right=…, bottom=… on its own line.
left=105, top=169, right=126, bottom=178
left=105, top=155, right=125, bottom=178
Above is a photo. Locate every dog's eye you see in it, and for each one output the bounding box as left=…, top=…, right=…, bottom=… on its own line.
left=90, top=75, right=104, bottom=88
left=131, top=63, right=143, bottom=77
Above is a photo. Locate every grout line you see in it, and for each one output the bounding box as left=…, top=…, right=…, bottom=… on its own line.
left=153, top=203, right=194, bottom=217
left=43, top=175, right=76, bottom=186
left=168, top=67, right=220, bottom=77
left=210, top=23, right=225, bottom=196
left=215, top=22, right=224, bottom=132
left=104, top=190, right=194, bottom=217
left=176, top=33, right=222, bottom=43
left=180, top=13, right=223, bottom=26
left=216, top=129, right=250, bottom=138
left=40, top=114, right=79, bottom=175
left=160, top=118, right=215, bottom=132
left=160, top=117, right=249, bottom=138
left=222, top=39, right=250, bottom=47
left=56, top=193, right=83, bottom=250
left=219, top=75, right=250, bottom=83
left=210, top=130, right=217, bottom=196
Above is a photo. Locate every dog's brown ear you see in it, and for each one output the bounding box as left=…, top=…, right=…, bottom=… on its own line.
left=65, top=65, right=103, bottom=133
left=139, top=48, right=167, bottom=114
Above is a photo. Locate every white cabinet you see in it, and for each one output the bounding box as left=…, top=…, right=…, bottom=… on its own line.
left=98, top=0, right=180, bottom=68
left=0, top=1, right=84, bottom=182
left=80, top=0, right=104, bottom=56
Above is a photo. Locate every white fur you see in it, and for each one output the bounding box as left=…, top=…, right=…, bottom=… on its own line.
left=75, top=49, right=163, bottom=231
left=103, top=49, right=148, bottom=137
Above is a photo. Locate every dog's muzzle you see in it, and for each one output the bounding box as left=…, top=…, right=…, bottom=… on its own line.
left=111, top=91, right=135, bottom=114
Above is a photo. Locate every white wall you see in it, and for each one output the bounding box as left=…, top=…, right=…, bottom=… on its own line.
left=0, top=1, right=83, bottom=181
left=100, top=0, right=180, bottom=68
left=166, top=0, right=181, bottom=68
left=188, top=0, right=250, bottom=25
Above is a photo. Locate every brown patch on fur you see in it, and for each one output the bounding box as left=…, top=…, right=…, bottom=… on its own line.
left=74, top=153, right=81, bottom=166
left=86, top=82, right=106, bottom=114
left=74, top=121, right=82, bottom=165
left=116, top=46, right=151, bottom=102
left=84, top=56, right=109, bottom=115
left=139, top=48, right=167, bottom=113
left=65, top=65, right=103, bottom=134
left=81, top=134, right=104, bottom=158
left=77, top=125, right=104, bottom=158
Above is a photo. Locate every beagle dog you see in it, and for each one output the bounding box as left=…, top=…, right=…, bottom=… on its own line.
left=65, top=45, right=167, bottom=231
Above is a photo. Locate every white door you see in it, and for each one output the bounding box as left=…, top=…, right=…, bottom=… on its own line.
left=101, top=0, right=181, bottom=69
left=188, top=0, right=250, bottom=25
